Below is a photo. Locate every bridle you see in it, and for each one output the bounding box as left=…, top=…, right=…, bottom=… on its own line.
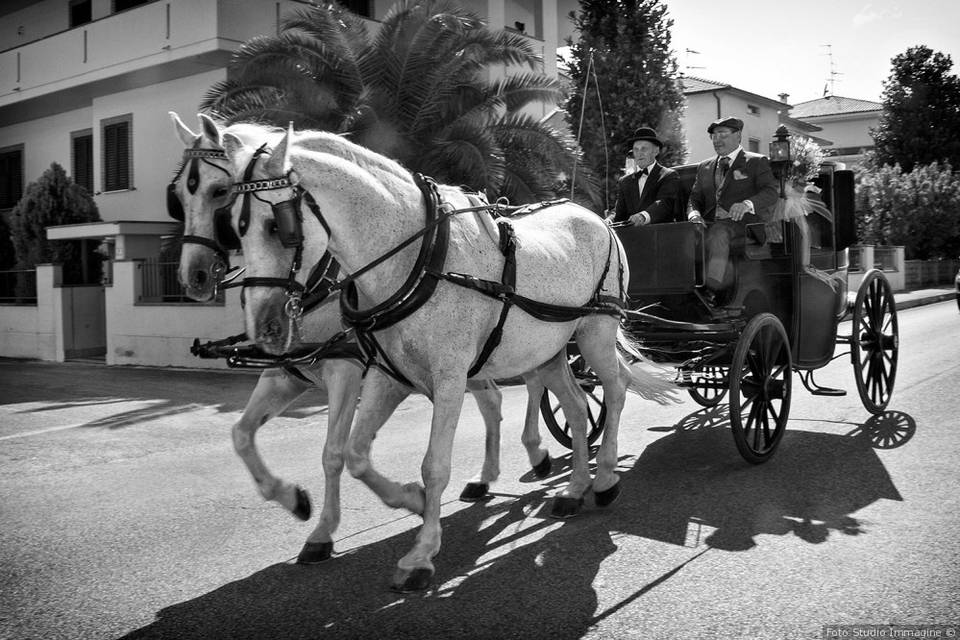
left=226, top=144, right=338, bottom=322
left=167, top=139, right=239, bottom=268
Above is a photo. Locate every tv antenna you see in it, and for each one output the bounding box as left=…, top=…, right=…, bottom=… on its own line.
left=821, top=44, right=844, bottom=96
left=683, top=48, right=705, bottom=75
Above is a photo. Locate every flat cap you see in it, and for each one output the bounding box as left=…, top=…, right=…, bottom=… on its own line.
left=707, top=117, right=744, bottom=134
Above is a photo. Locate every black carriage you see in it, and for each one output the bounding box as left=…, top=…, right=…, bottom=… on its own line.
left=541, top=163, right=900, bottom=463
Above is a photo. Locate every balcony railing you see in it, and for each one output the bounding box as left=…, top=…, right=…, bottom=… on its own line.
left=0, top=0, right=313, bottom=105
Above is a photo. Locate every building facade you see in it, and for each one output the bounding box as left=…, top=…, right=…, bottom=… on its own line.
left=786, top=95, right=881, bottom=169
left=0, top=0, right=576, bottom=366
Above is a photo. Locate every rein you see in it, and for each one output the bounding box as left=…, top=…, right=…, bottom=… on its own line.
left=232, top=154, right=627, bottom=386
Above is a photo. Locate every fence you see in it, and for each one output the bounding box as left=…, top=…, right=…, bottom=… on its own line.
left=904, top=258, right=958, bottom=289
left=0, top=269, right=37, bottom=304
left=137, top=259, right=222, bottom=303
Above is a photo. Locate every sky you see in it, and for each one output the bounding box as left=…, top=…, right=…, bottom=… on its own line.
left=661, top=0, right=960, bottom=104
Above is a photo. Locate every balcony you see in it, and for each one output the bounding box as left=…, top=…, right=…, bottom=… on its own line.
left=0, top=0, right=312, bottom=124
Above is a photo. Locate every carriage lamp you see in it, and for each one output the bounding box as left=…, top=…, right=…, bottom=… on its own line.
left=769, top=125, right=791, bottom=197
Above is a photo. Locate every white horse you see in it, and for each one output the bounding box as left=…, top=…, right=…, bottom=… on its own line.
left=218, top=122, right=676, bottom=591
left=169, top=113, right=554, bottom=563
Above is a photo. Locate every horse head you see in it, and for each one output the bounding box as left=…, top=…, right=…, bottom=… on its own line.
left=221, top=123, right=331, bottom=354
left=168, top=111, right=240, bottom=301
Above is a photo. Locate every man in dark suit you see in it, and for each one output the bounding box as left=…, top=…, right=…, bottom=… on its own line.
left=611, top=127, right=680, bottom=225
left=688, top=117, right=779, bottom=302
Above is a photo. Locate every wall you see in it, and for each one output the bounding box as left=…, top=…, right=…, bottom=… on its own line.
left=0, top=264, right=61, bottom=361
left=0, top=108, right=93, bottom=183
left=0, top=1, right=66, bottom=52
left=684, top=92, right=783, bottom=163
left=91, top=68, right=226, bottom=223
left=105, top=259, right=243, bottom=368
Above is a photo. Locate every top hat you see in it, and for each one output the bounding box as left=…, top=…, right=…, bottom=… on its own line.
left=707, top=117, right=744, bottom=134
left=625, top=127, right=664, bottom=149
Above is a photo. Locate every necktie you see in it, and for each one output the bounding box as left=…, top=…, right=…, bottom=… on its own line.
left=718, top=156, right=730, bottom=183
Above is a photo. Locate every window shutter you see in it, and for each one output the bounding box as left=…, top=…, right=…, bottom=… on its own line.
left=103, top=119, right=130, bottom=191
left=0, top=147, right=24, bottom=209
left=72, top=133, right=93, bottom=194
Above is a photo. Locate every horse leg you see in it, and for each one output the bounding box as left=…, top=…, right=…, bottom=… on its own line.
left=232, top=368, right=312, bottom=518
left=519, top=373, right=552, bottom=478
left=344, top=370, right=420, bottom=512
left=297, top=358, right=364, bottom=564
left=536, top=351, right=592, bottom=518
left=392, top=374, right=467, bottom=592
left=459, top=378, right=502, bottom=502
left=576, top=321, right=629, bottom=506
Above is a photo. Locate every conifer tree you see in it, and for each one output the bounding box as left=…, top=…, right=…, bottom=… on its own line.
left=10, top=162, right=102, bottom=285
left=564, top=0, right=685, bottom=211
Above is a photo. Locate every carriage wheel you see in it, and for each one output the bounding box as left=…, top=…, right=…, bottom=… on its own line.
left=729, top=313, right=792, bottom=464
left=851, top=270, right=899, bottom=415
left=539, top=383, right=606, bottom=450
left=687, top=366, right=728, bottom=407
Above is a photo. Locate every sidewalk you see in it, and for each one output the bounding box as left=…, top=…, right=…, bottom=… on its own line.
left=891, top=285, right=956, bottom=310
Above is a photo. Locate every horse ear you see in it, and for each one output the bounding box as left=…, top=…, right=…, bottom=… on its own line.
left=221, top=133, right=245, bottom=164
left=264, top=124, right=293, bottom=176
left=170, top=111, right=198, bottom=147
left=198, top=113, right=222, bottom=146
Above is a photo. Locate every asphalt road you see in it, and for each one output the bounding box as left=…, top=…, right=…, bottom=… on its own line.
left=1, top=300, right=958, bottom=640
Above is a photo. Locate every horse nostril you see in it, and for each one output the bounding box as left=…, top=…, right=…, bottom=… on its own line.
left=193, top=270, right=208, bottom=287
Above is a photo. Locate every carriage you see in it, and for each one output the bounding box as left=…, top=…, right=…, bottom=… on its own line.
left=540, top=163, right=899, bottom=463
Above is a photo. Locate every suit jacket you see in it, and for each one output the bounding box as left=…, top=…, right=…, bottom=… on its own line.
left=613, top=162, right=681, bottom=223
left=688, top=150, right=779, bottom=224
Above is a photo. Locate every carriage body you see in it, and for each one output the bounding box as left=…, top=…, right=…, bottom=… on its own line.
left=619, top=164, right=858, bottom=370
left=544, top=165, right=899, bottom=464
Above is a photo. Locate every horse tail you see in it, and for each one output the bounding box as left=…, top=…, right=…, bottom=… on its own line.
left=616, top=326, right=681, bottom=405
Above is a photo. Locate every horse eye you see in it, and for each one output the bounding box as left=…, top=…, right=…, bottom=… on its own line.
left=212, top=187, right=228, bottom=198
left=264, top=219, right=278, bottom=235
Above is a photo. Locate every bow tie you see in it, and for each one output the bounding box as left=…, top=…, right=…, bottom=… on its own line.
left=637, top=167, right=649, bottom=176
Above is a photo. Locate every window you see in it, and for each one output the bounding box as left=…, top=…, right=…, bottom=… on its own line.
left=102, top=115, right=132, bottom=192
left=747, top=105, right=760, bottom=116
left=0, top=145, right=24, bottom=210
left=748, top=138, right=760, bottom=153
left=70, top=0, right=92, bottom=27
left=71, top=130, right=93, bottom=194
left=113, top=0, right=149, bottom=12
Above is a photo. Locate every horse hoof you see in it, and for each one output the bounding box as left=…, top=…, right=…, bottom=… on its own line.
left=296, top=541, right=333, bottom=564
left=594, top=481, right=621, bottom=508
left=532, top=453, right=552, bottom=479
left=390, top=567, right=434, bottom=593
left=293, top=486, right=312, bottom=521
left=459, top=482, right=490, bottom=502
left=549, top=496, right=584, bottom=519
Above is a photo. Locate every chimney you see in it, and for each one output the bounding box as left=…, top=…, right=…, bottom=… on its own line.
left=778, top=93, right=790, bottom=104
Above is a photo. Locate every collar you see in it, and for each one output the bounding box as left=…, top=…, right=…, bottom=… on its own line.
left=635, top=161, right=656, bottom=176
left=719, top=147, right=743, bottom=164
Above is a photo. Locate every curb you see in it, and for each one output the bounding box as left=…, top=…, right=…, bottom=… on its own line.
left=895, top=292, right=956, bottom=311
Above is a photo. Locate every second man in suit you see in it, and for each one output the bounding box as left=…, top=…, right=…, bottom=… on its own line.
left=611, top=127, right=680, bottom=226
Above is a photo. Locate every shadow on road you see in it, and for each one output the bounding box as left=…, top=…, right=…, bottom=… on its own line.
left=120, top=406, right=911, bottom=640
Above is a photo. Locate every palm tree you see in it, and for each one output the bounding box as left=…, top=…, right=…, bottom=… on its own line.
left=201, top=0, right=598, bottom=206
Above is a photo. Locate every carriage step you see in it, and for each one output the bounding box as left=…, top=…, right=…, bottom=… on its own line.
left=810, top=387, right=846, bottom=397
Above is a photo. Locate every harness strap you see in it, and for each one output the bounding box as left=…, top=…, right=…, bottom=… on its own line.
left=466, top=220, right=517, bottom=377
left=181, top=234, right=229, bottom=264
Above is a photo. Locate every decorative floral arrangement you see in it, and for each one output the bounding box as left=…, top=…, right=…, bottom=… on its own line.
left=785, top=135, right=826, bottom=190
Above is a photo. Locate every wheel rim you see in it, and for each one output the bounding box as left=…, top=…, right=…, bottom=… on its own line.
left=853, top=273, right=898, bottom=414
left=730, top=314, right=791, bottom=463
left=540, top=384, right=606, bottom=450
left=687, top=366, right=728, bottom=407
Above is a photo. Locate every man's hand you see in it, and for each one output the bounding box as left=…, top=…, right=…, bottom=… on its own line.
left=628, top=211, right=651, bottom=226
left=688, top=211, right=704, bottom=224
left=729, top=201, right=751, bottom=221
